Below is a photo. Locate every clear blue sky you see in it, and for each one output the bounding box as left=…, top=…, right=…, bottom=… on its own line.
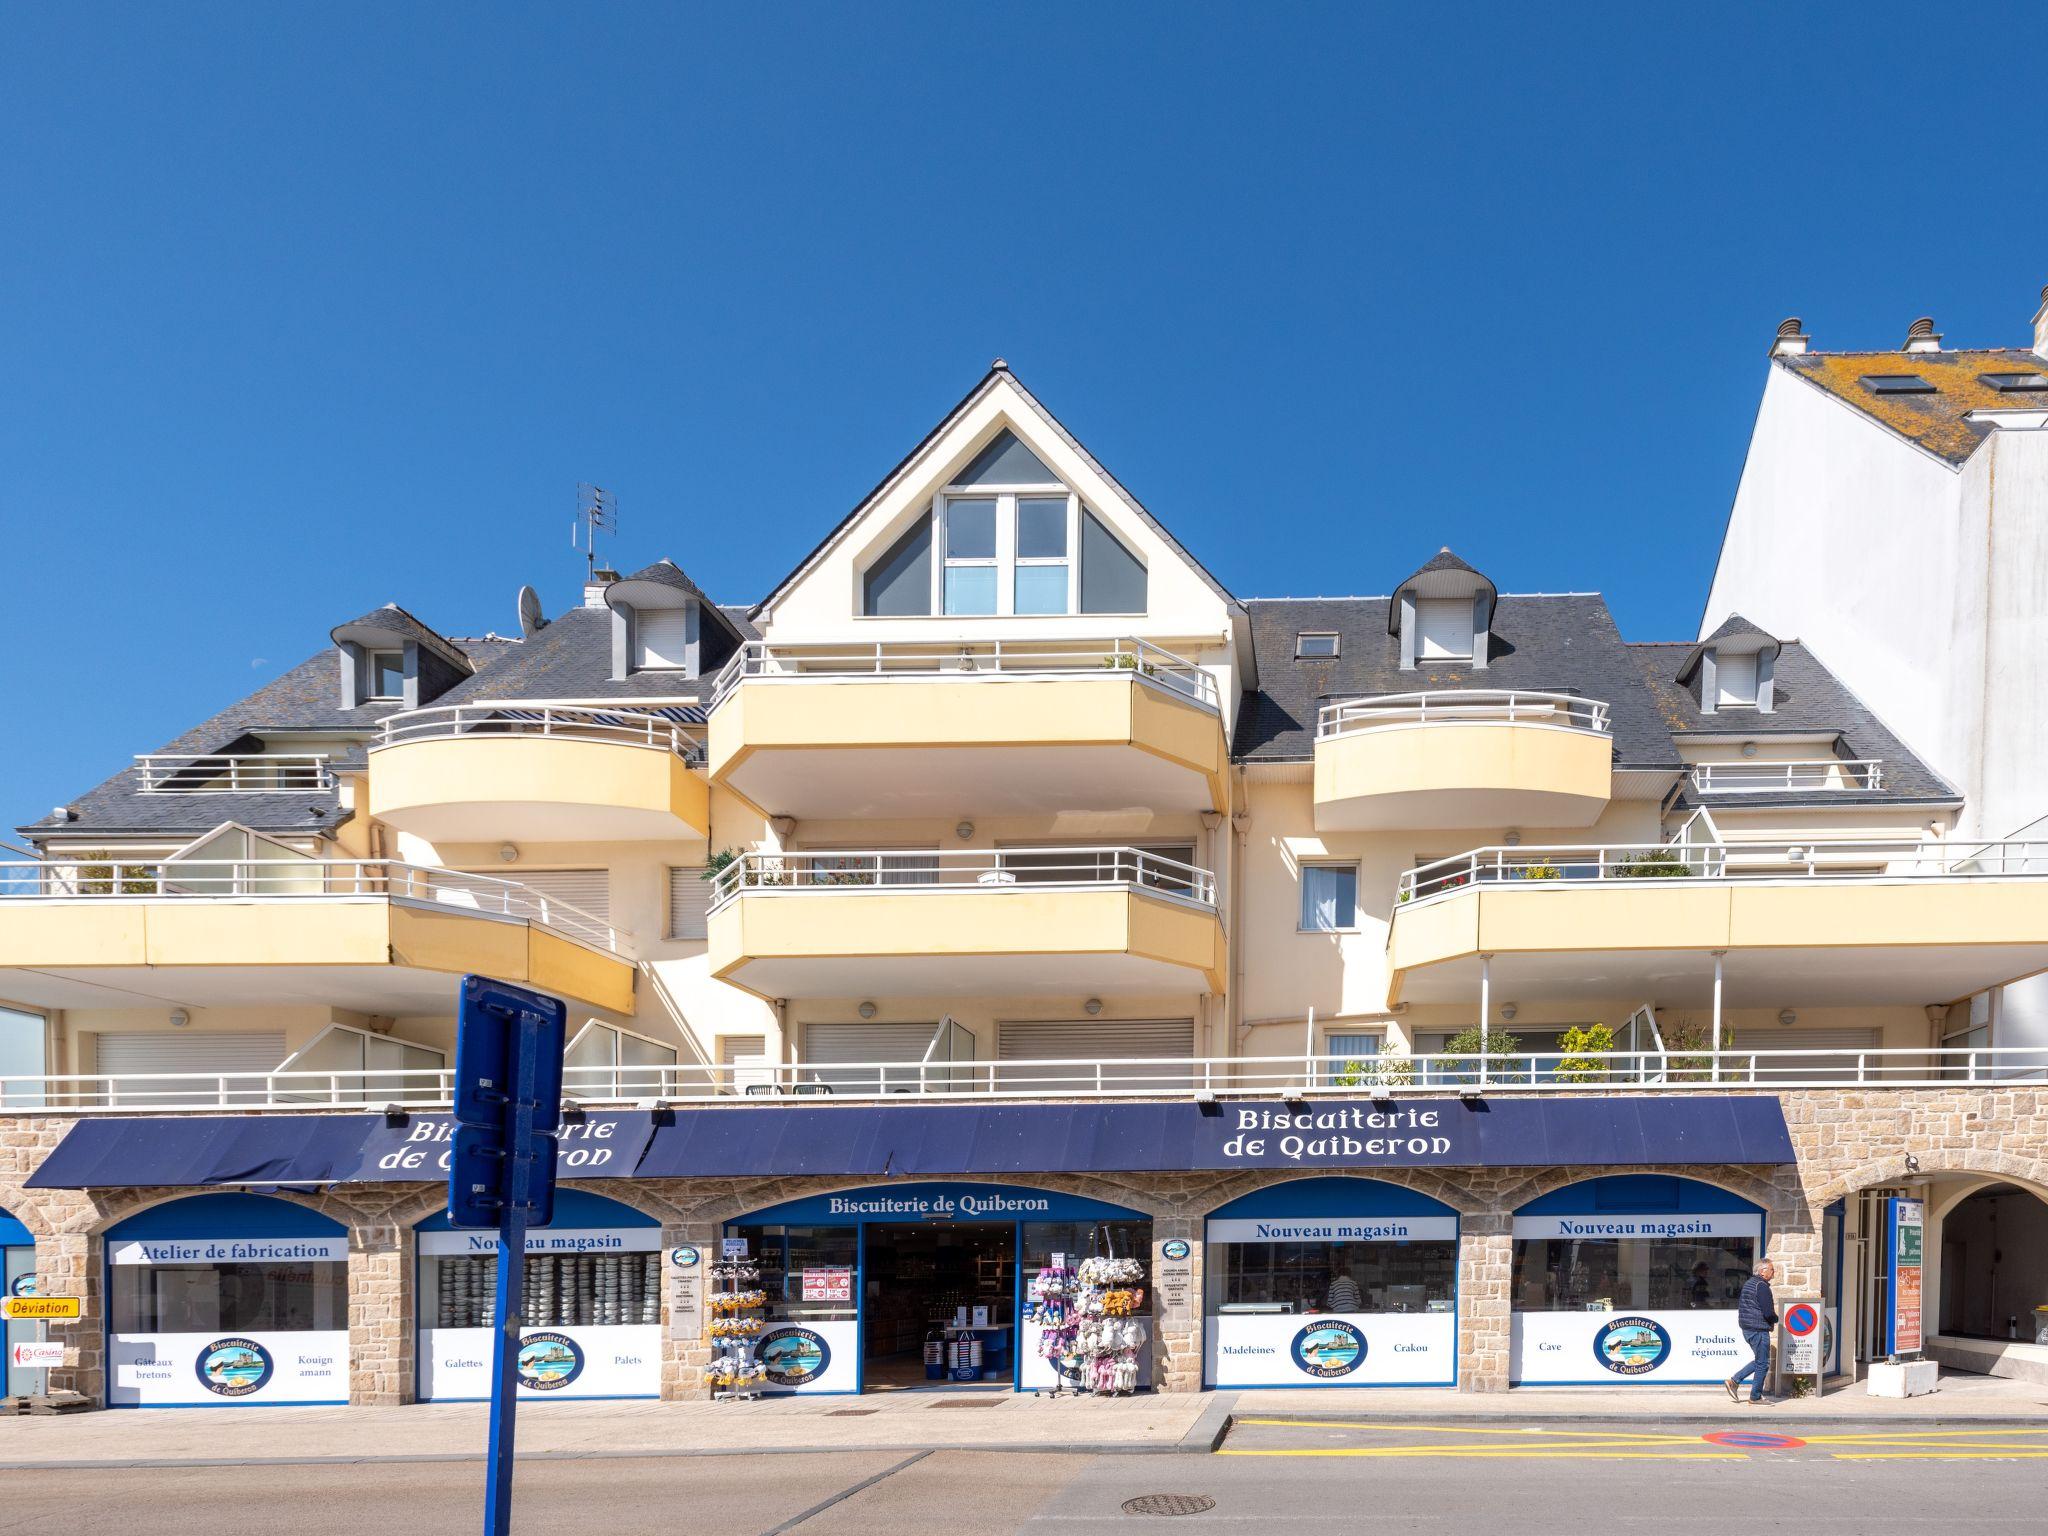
left=4, top=3, right=2044, bottom=832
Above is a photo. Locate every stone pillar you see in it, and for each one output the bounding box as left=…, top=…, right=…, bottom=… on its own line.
left=1456, top=1215, right=1512, bottom=1392
left=40, top=1228, right=102, bottom=1404
left=661, top=1221, right=715, bottom=1400
left=1151, top=1220, right=1200, bottom=1393
left=348, top=1218, right=411, bottom=1405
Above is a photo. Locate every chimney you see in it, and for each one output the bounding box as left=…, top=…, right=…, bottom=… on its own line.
left=1904, top=316, right=1943, bottom=354
left=2034, top=283, right=2048, bottom=360
left=1769, top=317, right=1810, bottom=357
left=584, top=567, right=619, bottom=608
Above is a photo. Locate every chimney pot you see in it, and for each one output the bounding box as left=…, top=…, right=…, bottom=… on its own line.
left=1904, top=316, right=1943, bottom=353
left=1770, top=317, right=1810, bottom=357
left=584, top=566, right=620, bottom=608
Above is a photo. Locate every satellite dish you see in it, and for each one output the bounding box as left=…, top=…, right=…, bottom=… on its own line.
left=517, top=585, right=547, bottom=638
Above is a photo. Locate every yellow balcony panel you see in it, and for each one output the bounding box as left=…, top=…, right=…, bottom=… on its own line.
left=370, top=707, right=709, bottom=842
left=707, top=644, right=1226, bottom=819
left=1389, top=851, right=2048, bottom=1009
left=0, top=863, right=635, bottom=1017
left=708, top=874, right=1224, bottom=1001
left=1314, top=717, right=1612, bottom=832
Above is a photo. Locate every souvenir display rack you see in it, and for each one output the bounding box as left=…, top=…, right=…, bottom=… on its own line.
left=1029, top=1245, right=1147, bottom=1396
left=707, top=1255, right=766, bottom=1401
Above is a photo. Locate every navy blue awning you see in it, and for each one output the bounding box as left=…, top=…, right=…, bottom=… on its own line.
left=26, top=1097, right=1793, bottom=1190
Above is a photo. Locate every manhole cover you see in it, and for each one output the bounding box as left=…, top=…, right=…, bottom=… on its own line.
left=1121, top=1494, right=1216, bottom=1517
left=825, top=1408, right=879, bottom=1417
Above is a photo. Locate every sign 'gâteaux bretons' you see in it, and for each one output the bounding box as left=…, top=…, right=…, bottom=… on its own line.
left=26, top=1096, right=1794, bottom=1190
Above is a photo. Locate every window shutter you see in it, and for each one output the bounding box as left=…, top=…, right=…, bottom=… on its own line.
left=1416, top=598, right=1474, bottom=660
left=634, top=608, right=689, bottom=670
left=511, top=869, right=610, bottom=924
left=996, top=1019, right=1194, bottom=1089
left=668, top=866, right=711, bottom=940
left=93, top=1031, right=287, bottom=1107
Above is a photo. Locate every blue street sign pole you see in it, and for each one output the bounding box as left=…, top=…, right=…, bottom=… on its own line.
left=448, top=975, right=566, bottom=1536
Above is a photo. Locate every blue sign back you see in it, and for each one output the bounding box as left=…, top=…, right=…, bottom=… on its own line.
left=454, top=976, right=566, bottom=1133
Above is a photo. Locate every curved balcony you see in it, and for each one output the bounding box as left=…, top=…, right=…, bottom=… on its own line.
left=705, top=638, right=1227, bottom=819
left=0, top=857, right=635, bottom=1015
left=705, top=846, right=1225, bottom=999
left=1386, top=838, right=2048, bottom=1009
left=1313, top=690, right=1613, bottom=831
left=368, top=704, right=709, bottom=843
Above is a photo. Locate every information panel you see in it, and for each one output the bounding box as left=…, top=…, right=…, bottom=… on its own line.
left=1888, top=1197, right=1924, bottom=1356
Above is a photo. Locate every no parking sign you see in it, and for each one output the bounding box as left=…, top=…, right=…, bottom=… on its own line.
left=1780, top=1299, right=1822, bottom=1375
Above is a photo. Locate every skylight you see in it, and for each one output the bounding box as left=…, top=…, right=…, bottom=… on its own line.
left=1981, top=372, right=2048, bottom=393
left=1295, top=632, right=1339, bottom=659
left=1858, top=375, right=1936, bottom=395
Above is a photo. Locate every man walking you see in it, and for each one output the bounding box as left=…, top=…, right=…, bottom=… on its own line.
left=1726, top=1259, right=1778, bottom=1403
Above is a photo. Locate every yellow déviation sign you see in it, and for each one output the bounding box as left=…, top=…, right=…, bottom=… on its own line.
left=3, top=1296, right=81, bottom=1320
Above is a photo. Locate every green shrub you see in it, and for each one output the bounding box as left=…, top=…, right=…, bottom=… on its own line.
left=1554, top=1023, right=1615, bottom=1083
left=1437, top=1025, right=1526, bottom=1081
left=1614, top=850, right=1693, bottom=879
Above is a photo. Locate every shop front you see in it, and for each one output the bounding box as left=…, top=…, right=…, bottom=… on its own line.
left=105, top=1193, right=349, bottom=1407
left=4, top=1203, right=39, bottom=1397
left=1203, top=1178, right=1458, bottom=1388
left=725, top=1182, right=1153, bottom=1395
left=416, top=1188, right=661, bottom=1401
left=1509, top=1175, right=1764, bottom=1386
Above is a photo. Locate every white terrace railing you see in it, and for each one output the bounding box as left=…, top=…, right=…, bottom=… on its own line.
left=707, top=846, right=1219, bottom=911
left=5, top=1046, right=2047, bottom=1114
left=0, top=858, right=627, bottom=954
left=1317, top=689, right=1610, bottom=740
left=708, top=636, right=1219, bottom=712
left=1396, top=839, right=2048, bottom=905
left=134, top=754, right=336, bottom=793
left=373, top=703, right=704, bottom=763
left=1689, top=759, right=1885, bottom=794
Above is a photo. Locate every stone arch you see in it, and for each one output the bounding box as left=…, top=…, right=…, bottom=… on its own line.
left=1808, top=1152, right=2048, bottom=1214
left=81, top=1184, right=348, bottom=1239
left=1191, top=1165, right=1486, bottom=1219
left=1494, top=1165, right=1794, bottom=1221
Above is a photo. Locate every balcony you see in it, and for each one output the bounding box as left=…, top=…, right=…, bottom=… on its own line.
left=705, top=638, right=1227, bottom=819
left=1313, top=691, right=1613, bottom=831
left=1689, top=759, right=1885, bottom=794
left=1387, top=839, right=2048, bottom=1008
left=704, top=846, right=1225, bottom=999
left=0, top=858, right=636, bottom=1015
left=135, top=754, right=336, bottom=793
left=367, top=704, right=709, bottom=842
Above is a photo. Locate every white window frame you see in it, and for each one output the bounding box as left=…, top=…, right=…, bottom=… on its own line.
left=364, top=650, right=405, bottom=700
left=1415, top=599, right=1474, bottom=662
left=1295, top=632, right=1340, bottom=659
left=934, top=487, right=1083, bottom=617
left=1298, top=860, right=1362, bottom=933
left=1714, top=651, right=1759, bottom=707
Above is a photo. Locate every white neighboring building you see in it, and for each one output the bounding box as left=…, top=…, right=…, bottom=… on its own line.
left=1705, top=286, right=2048, bottom=1049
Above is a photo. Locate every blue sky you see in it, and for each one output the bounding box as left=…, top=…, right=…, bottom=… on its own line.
left=3, top=3, right=2044, bottom=832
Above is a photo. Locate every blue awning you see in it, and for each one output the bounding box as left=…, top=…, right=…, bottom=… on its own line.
left=25, top=1096, right=1794, bottom=1190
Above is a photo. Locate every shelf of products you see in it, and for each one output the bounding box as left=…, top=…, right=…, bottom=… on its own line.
left=1028, top=1254, right=1146, bottom=1396
left=428, top=1252, right=661, bottom=1329
left=708, top=1258, right=767, bottom=1401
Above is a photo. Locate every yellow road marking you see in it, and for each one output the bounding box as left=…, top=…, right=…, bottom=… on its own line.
left=1832, top=1451, right=2048, bottom=1461
left=1802, top=1428, right=2048, bottom=1445
left=1231, top=1418, right=1701, bottom=1443
left=1219, top=1447, right=1748, bottom=1460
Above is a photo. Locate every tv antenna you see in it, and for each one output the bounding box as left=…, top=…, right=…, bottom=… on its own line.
left=573, top=484, right=618, bottom=577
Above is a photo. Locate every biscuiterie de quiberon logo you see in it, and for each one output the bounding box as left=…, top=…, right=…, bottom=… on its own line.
left=196, top=1337, right=274, bottom=1397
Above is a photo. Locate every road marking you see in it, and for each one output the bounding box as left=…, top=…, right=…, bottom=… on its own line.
left=1831, top=1450, right=2048, bottom=1461
left=1231, top=1419, right=1701, bottom=1443
left=1800, top=1428, right=2048, bottom=1445
left=1219, top=1445, right=1746, bottom=1460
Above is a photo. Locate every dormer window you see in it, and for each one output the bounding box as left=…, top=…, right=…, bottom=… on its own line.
left=1415, top=599, right=1475, bottom=661
left=365, top=651, right=405, bottom=700
left=1390, top=549, right=1496, bottom=672
left=604, top=560, right=744, bottom=681
left=1682, top=614, right=1780, bottom=715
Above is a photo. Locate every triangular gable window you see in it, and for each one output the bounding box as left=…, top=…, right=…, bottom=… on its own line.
left=953, top=429, right=1061, bottom=487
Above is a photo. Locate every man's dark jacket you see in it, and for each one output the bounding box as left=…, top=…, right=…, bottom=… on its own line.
left=1737, top=1275, right=1778, bottom=1333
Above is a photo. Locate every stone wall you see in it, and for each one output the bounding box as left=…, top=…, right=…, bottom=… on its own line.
left=5, top=1086, right=2047, bottom=1402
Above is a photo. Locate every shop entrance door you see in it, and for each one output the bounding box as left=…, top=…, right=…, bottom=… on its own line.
left=859, top=1221, right=1015, bottom=1391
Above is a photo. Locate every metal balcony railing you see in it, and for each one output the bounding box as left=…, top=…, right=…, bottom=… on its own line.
left=1318, top=690, right=1611, bottom=740
left=1689, top=760, right=1885, bottom=793
left=707, top=846, right=1219, bottom=911
left=1395, top=839, right=2048, bottom=905
left=134, top=754, right=336, bottom=793
left=0, top=857, right=627, bottom=954
left=373, top=703, right=703, bottom=763
left=4, top=1045, right=2045, bottom=1115
left=708, top=636, right=1218, bottom=712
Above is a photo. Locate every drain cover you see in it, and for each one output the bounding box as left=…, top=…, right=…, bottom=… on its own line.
left=1121, top=1494, right=1216, bottom=1517
left=825, top=1408, right=879, bottom=1417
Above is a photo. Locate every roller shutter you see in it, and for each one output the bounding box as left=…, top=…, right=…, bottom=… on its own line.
left=635, top=608, right=689, bottom=670
left=997, top=1018, right=1195, bottom=1091
left=509, top=869, right=610, bottom=924
left=1736, top=1027, right=1882, bottom=1083
left=93, top=1031, right=287, bottom=1108
left=802, top=1022, right=943, bottom=1093
left=668, top=866, right=710, bottom=939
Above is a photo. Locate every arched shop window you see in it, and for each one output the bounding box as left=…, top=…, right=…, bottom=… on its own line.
left=1204, top=1178, right=1458, bottom=1387
left=725, top=1182, right=1153, bottom=1396
left=416, top=1189, right=660, bottom=1401
left=105, top=1193, right=349, bottom=1407
left=3, top=1203, right=40, bottom=1397
left=1510, top=1175, right=1764, bottom=1386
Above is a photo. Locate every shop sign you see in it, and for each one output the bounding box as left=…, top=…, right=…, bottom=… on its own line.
left=1511, top=1213, right=1762, bottom=1240
left=669, top=1246, right=700, bottom=1268
left=416, top=1227, right=659, bottom=1258
left=419, top=1325, right=661, bottom=1401
left=109, top=1330, right=348, bottom=1406
left=1205, top=1313, right=1453, bottom=1388
left=1208, top=1217, right=1459, bottom=1244
left=4, top=1296, right=81, bottom=1321
left=1888, top=1197, right=1924, bottom=1355
left=1161, top=1239, right=1190, bottom=1262
left=108, top=1237, right=349, bottom=1266
left=1511, top=1311, right=1749, bottom=1385
left=721, top=1237, right=749, bottom=1259
left=801, top=1267, right=853, bottom=1303
left=11, top=1341, right=64, bottom=1369
left=8, top=1271, right=36, bottom=1298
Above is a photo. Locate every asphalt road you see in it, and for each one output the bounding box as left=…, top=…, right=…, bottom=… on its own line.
left=6, top=1420, right=2048, bottom=1534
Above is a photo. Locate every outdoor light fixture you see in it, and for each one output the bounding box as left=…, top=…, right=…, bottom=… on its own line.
left=168, top=1008, right=190, bottom=1028
left=1779, top=1009, right=1798, bottom=1026
left=499, top=842, right=519, bottom=863
left=1504, top=831, right=1521, bottom=847
left=559, top=1101, right=587, bottom=1125
left=382, top=1105, right=409, bottom=1127
left=1459, top=1090, right=1485, bottom=1106
left=1500, top=1002, right=1519, bottom=1022
left=1742, top=741, right=1759, bottom=757
left=1084, top=998, right=1103, bottom=1016
left=858, top=1000, right=878, bottom=1019
left=955, top=820, right=975, bottom=841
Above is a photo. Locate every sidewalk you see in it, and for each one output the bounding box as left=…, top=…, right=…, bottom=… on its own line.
left=2, top=1375, right=2043, bottom=1468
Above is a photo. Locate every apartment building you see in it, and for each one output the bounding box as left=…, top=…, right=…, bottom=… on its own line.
left=4, top=362, right=2046, bottom=1406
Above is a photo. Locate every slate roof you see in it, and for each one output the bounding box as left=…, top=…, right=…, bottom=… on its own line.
left=1630, top=639, right=1959, bottom=809
left=1234, top=592, right=1680, bottom=770
left=22, top=635, right=515, bottom=841
left=330, top=603, right=476, bottom=674
left=431, top=605, right=720, bottom=710
left=1778, top=348, right=2048, bottom=465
